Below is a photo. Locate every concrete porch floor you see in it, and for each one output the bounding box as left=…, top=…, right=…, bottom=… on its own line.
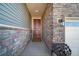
left=21, top=41, right=50, bottom=56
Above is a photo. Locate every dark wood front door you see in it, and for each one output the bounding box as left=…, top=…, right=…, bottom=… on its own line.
left=33, top=19, right=41, bottom=42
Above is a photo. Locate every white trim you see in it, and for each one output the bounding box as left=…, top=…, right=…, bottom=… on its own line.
left=0, top=24, right=29, bottom=30
left=65, top=17, right=79, bottom=22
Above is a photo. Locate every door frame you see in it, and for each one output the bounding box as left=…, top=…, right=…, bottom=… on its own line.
left=32, top=19, right=42, bottom=41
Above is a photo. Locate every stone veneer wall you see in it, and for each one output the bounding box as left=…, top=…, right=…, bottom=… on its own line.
left=42, top=3, right=79, bottom=49
left=42, top=4, right=53, bottom=49
left=53, top=3, right=79, bottom=43
left=0, top=29, right=30, bottom=56
left=0, top=3, right=31, bottom=56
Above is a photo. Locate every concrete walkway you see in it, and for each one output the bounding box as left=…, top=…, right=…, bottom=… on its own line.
left=21, top=41, right=50, bottom=56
